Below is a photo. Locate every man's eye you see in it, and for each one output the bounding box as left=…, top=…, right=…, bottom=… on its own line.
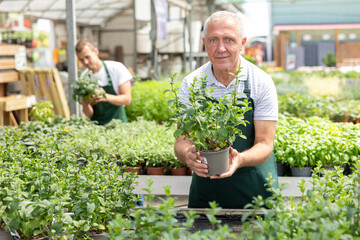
left=209, top=39, right=216, bottom=43
left=226, top=38, right=233, bottom=42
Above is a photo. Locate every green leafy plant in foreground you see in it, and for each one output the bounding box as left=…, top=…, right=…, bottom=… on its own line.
left=240, top=163, right=360, bottom=239
left=29, top=100, right=55, bottom=123
left=71, top=72, right=106, bottom=103
left=106, top=178, right=237, bottom=240
left=165, top=68, right=251, bottom=152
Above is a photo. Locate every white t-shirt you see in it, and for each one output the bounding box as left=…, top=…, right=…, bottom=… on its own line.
left=85, top=60, right=133, bottom=95
left=179, top=55, right=278, bottom=121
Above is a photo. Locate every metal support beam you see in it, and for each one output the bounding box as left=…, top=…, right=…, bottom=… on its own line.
left=207, top=0, right=216, bottom=14
left=182, top=14, right=186, bottom=72
left=66, top=0, right=78, bottom=116
left=150, top=0, right=159, bottom=78
left=188, top=0, right=193, bottom=72
left=133, top=0, right=138, bottom=74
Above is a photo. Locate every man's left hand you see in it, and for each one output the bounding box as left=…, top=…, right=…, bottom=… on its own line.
left=210, top=147, right=241, bottom=179
left=91, top=89, right=107, bottom=103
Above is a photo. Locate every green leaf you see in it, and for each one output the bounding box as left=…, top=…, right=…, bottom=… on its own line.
left=87, top=202, right=95, bottom=214
left=51, top=222, right=63, bottom=233
left=167, top=99, right=175, bottom=106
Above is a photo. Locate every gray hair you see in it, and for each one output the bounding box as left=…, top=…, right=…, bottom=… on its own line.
left=203, top=11, right=245, bottom=39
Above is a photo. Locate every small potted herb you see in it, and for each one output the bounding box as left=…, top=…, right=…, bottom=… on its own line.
left=166, top=68, right=251, bottom=175
left=71, top=72, right=106, bottom=103
left=168, top=157, right=188, bottom=175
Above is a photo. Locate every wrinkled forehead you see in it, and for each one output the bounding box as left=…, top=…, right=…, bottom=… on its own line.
left=204, top=17, right=242, bottom=39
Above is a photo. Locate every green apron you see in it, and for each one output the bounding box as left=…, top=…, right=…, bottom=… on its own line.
left=188, top=74, right=279, bottom=209
left=91, top=61, right=128, bottom=125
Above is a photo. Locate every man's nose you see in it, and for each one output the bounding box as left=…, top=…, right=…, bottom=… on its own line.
left=217, top=40, right=226, bottom=52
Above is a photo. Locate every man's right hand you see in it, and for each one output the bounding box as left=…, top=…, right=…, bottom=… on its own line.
left=186, top=146, right=209, bottom=178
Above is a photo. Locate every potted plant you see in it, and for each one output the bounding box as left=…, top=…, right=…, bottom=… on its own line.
left=168, top=157, right=188, bottom=176
left=329, top=108, right=350, bottom=123
left=71, top=72, right=105, bottom=103
left=287, top=156, right=313, bottom=177
left=144, top=153, right=168, bottom=176
left=165, top=68, right=251, bottom=175
left=118, top=147, right=143, bottom=175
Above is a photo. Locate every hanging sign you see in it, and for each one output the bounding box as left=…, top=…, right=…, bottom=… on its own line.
left=155, top=0, right=167, bottom=40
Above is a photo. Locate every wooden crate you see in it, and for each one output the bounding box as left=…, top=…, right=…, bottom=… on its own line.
left=0, top=95, right=36, bottom=126
left=0, top=58, right=16, bottom=70
left=48, top=68, right=70, bottom=119
left=0, top=45, right=25, bottom=56
left=0, top=71, right=19, bottom=83
left=18, top=68, right=70, bottom=120
left=0, top=44, right=26, bottom=97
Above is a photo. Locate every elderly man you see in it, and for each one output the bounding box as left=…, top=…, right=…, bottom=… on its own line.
left=75, top=40, right=132, bottom=125
left=174, top=11, right=279, bottom=208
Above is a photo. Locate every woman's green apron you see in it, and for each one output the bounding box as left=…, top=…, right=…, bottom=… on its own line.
left=188, top=73, right=279, bottom=209
left=91, top=61, right=127, bottom=125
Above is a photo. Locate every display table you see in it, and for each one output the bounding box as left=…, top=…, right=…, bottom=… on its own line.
left=133, top=175, right=313, bottom=197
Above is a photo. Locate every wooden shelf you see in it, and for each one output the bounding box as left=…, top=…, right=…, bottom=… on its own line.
left=0, top=44, right=25, bottom=56
left=0, top=95, right=36, bottom=126
left=0, top=58, right=16, bottom=69
left=0, top=70, right=19, bottom=83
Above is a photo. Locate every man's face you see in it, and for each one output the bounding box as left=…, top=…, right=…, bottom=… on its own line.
left=76, top=45, right=100, bottom=72
left=203, top=18, right=246, bottom=73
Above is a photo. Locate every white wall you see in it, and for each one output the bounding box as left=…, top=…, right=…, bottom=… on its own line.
left=100, top=13, right=136, bottom=69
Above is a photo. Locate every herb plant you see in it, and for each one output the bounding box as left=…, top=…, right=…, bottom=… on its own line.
left=166, top=68, right=251, bottom=152
left=71, top=72, right=105, bottom=103
left=106, top=178, right=238, bottom=240
left=29, top=100, right=55, bottom=123
left=240, top=163, right=360, bottom=239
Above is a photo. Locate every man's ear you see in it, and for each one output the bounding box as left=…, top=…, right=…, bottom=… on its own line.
left=94, top=47, right=99, bottom=55
left=241, top=37, right=247, bottom=46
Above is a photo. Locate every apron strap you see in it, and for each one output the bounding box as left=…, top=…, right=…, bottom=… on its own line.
left=243, top=64, right=251, bottom=97
left=102, top=61, right=112, bottom=85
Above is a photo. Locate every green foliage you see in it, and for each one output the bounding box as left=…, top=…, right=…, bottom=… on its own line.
left=166, top=68, right=251, bottom=152
left=168, top=158, right=187, bottom=169
left=340, top=78, right=360, bottom=100
left=278, top=93, right=360, bottom=123
left=241, top=164, right=360, bottom=239
left=71, top=72, right=105, bottom=103
left=63, top=118, right=177, bottom=168
left=0, top=119, right=139, bottom=238
left=106, top=178, right=238, bottom=240
left=272, top=70, right=360, bottom=101
left=322, top=52, right=337, bottom=67
left=271, top=71, right=309, bottom=96
left=275, top=115, right=360, bottom=168
left=244, top=55, right=256, bottom=65
left=125, top=79, right=181, bottom=123
left=29, top=100, right=55, bottom=123
left=107, top=165, right=360, bottom=239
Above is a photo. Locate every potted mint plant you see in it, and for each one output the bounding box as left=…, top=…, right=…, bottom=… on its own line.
left=71, top=72, right=106, bottom=103
left=166, top=68, right=251, bottom=175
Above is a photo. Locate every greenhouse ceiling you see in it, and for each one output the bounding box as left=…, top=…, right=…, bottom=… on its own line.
left=0, top=0, right=197, bottom=26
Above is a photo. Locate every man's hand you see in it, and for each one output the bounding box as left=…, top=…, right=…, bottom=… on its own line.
left=185, top=145, right=209, bottom=178
left=91, top=89, right=107, bottom=104
left=210, top=147, right=241, bottom=179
